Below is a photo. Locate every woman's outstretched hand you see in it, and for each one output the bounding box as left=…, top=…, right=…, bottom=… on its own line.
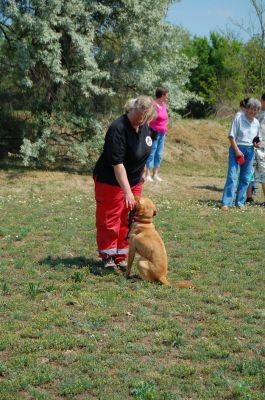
left=124, top=190, right=136, bottom=211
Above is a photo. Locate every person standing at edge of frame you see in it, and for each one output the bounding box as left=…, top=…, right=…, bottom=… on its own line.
left=93, top=96, right=157, bottom=270
left=145, top=86, right=169, bottom=182
left=253, top=93, right=265, bottom=204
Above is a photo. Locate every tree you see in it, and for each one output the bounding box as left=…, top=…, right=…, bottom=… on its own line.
left=92, top=0, right=197, bottom=110
left=183, top=33, right=246, bottom=117
left=0, top=0, right=198, bottom=166
left=230, top=0, right=265, bottom=92
left=0, top=0, right=110, bottom=113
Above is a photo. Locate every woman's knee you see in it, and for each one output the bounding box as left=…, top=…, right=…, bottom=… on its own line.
left=240, top=176, right=251, bottom=186
left=226, top=170, right=237, bottom=183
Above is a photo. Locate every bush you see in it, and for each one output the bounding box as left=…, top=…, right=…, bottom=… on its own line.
left=19, top=112, right=105, bottom=170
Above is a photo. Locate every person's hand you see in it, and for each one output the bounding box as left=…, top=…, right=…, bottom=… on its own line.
left=235, top=149, right=244, bottom=158
left=254, top=142, right=262, bottom=148
left=124, top=190, right=136, bottom=210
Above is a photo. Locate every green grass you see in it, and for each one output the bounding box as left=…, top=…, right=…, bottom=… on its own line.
left=0, top=168, right=265, bottom=400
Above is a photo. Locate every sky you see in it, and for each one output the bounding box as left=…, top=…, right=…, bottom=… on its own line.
left=166, top=0, right=254, bottom=41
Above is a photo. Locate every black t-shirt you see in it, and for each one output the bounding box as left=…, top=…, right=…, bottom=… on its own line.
left=93, top=114, right=154, bottom=187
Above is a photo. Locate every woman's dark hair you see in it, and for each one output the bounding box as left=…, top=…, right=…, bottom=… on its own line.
left=261, top=93, right=265, bottom=101
left=155, top=87, right=168, bottom=98
left=240, top=97, right=250, bottom=108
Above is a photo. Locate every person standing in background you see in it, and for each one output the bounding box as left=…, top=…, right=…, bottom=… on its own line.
left=235, top=97, right=249, bottom=119
left=246, top=94, right=265, bottom=202
left=221, top=98, right=261, bottom=210
left=253, top=93, right=265, bottom=204
left=145, top=87, right=169, bottom=182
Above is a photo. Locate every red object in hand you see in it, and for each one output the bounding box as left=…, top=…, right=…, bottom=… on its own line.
left=236, top=155, right=245, bottom=165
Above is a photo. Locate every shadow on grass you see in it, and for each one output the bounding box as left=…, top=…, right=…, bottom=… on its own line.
left=198, top=199, right=265, bottom=208
left=0, top=162, right=31, bottom=180
left=39, top=256, right=143, bottom=281
left=195, top=184, right=223, bottom=193
left=197, top=199, right=222, bottom=208
left=39, top=255, right=114, bottom=276
left=0, top=160, right=92, bottom=177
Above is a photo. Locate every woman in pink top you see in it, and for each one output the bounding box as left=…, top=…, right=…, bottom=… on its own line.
left=145, top=87, right=168, bottom=182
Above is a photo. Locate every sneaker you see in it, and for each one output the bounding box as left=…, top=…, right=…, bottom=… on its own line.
left=221, top=205, right=229, bottom=211
left=103, top=257, right=116, bottom=269
left=115, top=259, right=127, bottom=272
left=145, top=175, right=154, bottom=182
left=153, top=175, right=162, bottom=182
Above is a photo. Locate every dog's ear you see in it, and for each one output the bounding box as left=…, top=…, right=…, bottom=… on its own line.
left=134, top=196, right=142, bottom=212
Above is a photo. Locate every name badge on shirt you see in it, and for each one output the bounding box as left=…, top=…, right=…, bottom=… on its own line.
left=146, top=136, right=152, bottom=146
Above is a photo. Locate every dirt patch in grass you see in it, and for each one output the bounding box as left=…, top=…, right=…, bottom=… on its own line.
left=165, top=119, right=228, bottom=164
left=143, top=175, right=224, bottom=202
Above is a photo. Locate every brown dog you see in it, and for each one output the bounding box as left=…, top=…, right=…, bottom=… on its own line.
left=125, top=197, right=194, bottom=288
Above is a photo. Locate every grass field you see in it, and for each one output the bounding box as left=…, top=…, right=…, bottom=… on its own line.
left=1, top=121, right=265, bottom=399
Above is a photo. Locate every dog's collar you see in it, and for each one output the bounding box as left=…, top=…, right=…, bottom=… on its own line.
left=131, top=217, right=152, bottom=224
left=125, top=208, right=136, bottom=240
left=125, top=209, right=152, bottom=240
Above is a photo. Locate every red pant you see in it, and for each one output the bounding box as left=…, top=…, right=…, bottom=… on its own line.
left=94, top=180, right=142, bottom=262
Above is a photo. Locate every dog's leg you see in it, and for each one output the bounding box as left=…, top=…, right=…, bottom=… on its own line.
left=125, top=242, right=136, bottom=277
left=137, top=258, right=153, bottom=281
left=158, top=276, right=171, bottom=286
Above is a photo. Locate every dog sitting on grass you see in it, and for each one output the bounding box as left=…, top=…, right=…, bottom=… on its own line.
left=125, top=196, right=194, bottom=288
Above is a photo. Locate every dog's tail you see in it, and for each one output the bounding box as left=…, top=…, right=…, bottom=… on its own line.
left=173, top=282, right=195, bottom=288
left=159, top=276, right=195, bottom=288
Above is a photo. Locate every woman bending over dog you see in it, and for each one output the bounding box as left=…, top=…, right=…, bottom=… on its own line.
left=93, top=96, right=157, bottom=270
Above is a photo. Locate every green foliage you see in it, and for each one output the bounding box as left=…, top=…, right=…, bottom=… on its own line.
left=19, top=111, right=104, bottom=169
left=131, top=381, right=158, bottom=399
left=0, top=0, right=197, bottom=167
left=243, top=37, right=265, bottom=94
left=1, top=282, right=10, bottom=296
left=94, top=1, right=198, bottom=110
left=70, top=271, right=84, bottom=283
left=184, top=33, right=246, bottom=117
left=27, top=282, right=43, bottom=299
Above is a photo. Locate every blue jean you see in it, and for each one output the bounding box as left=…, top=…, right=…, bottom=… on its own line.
left=146, top=133, right=166, bottom=169
left=222, top=145, right=254, bottom=207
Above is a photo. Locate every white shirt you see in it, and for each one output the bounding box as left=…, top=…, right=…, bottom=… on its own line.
left=228, top=112, right=260, bottom=145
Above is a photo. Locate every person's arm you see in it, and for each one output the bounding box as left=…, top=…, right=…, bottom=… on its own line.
left=228, top=116, right=243, bottom=157
left=113, top=164, right=135, bottom=210
left=228, top=137, right=243, bottom=158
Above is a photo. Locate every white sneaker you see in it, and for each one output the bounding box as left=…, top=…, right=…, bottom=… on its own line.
left=103, top=257, right=116, bottom=269
left=153, top=175, right=162, bottom=182
left=145, top=175, right=154, bottom=182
